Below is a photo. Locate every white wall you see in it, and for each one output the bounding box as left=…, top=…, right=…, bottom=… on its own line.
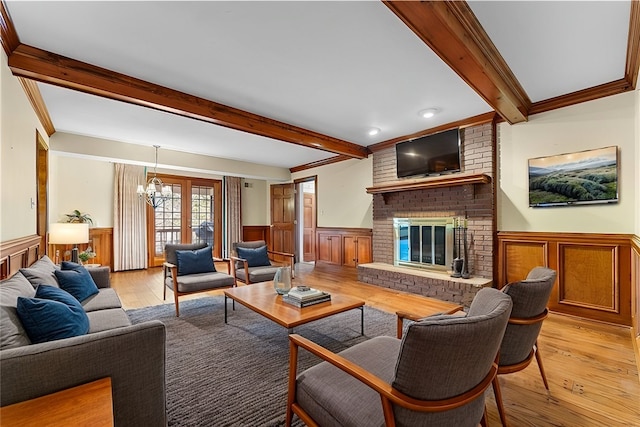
left=49, top=155, right=115, bottom=227
left=498, top=91, right=637, bottom=233
left=292, top=156, right=373, bottom=228
left=241, top=178, right=268, bottom=225
left=0, top=51, right=49, bottom=241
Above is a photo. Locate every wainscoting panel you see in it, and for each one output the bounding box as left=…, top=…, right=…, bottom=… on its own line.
left=499, top=240, right=547, bottom=285
left=48, top=227, right=113, bottom=271
left=0, top=235, right=42, bottom=280
left=242, top=226, right=271, bottom=248
left=558, top=243, right=618, bottom=312
left=498, top=232, right=632, bottom=326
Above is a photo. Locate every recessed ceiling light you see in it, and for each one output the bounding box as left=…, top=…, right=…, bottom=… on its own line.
left=419, top=108, right=439, bottom=119
left=368, top=128, right=380, bottom=136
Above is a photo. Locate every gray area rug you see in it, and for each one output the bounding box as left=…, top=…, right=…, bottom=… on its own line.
left=127, top=297, right=396, bottom=426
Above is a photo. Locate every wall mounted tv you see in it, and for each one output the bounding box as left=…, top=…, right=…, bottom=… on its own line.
left=395, top=128, right=461, bottom=178
left=528, top=145, right=618, bottom=207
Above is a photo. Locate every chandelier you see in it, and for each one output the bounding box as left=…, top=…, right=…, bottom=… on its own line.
left=137, top=145, right=172, bottom=209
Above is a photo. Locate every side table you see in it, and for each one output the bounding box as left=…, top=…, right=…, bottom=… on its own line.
left=0, top=377, right=114, bottom=426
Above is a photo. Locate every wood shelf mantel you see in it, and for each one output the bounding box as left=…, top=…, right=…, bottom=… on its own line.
left=366, top=172, right=491, bottom=197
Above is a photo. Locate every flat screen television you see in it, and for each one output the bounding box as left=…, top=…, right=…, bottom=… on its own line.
left=395, top=128, right=461, bottom=178
left=528, top=145, right=618, bottom=207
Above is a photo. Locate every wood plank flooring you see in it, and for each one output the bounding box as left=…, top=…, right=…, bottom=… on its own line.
left=111, top=263, right=640, bottom=427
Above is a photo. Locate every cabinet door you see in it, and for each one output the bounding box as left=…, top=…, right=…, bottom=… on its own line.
left=343, top=235, right=372, bottom=267
left=318, top=234, right=341, bottom=264
left=356, top=236, right=372, bottom=265
left=343, top=236, right=357, bottom=267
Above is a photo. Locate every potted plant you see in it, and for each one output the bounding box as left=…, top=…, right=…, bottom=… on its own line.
left=78, top=247, right=97, bottom=264
left=65, top=209, right=93, bottom=224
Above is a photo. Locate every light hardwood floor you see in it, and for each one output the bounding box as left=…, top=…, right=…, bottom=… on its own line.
left=111, top=263, right=640, bottom=427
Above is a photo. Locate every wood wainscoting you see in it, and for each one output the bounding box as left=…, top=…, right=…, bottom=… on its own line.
left=241, top=225, right=272, bottom=248
left=0, top=235, right=43, bottom=280
left=498, top=232, right=634, bottom=326
left=316, top=227, right=373, bottom=267
left=48, top=227, right=113, bottom=271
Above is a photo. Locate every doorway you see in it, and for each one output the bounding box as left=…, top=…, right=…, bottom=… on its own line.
left=146, top=174, right=222, bottom=267
left=295, top=177, right=317, bottom=263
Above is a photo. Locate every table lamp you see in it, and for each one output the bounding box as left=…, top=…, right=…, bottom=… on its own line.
left=49, top=223, right=90, bottom=263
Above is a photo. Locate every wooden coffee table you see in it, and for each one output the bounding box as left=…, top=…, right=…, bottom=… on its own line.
left=224, top=282, right=366, bottom=334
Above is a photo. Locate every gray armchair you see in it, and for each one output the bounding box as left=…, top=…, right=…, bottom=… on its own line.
left=163, top=242, right=235, bottom=316
left=230, top=240, right=294, bottom=286
left=493, top=266, right=557, bottom=427
left=286, top=287, right=513, bottom=427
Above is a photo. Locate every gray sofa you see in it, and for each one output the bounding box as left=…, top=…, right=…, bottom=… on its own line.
left=0, top=256, right=166, bottom=426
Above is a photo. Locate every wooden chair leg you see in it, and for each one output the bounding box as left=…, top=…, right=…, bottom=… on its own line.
left=534, top=341, right=550, bottom=390
left=492, top=376, right=509, bottom=427
left=480, top=405, right=488, bottom=427
left=173, top=290, right=180, bottom=317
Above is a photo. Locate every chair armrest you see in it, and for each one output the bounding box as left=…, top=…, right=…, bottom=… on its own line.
left=213, top=257, right=231, bottom=274
left=288, top=333, right=498, bottom=414
left=229, top=256, right=249, bottom=280
left=395, top=307, right=465, bottom=338
left=267, top=250, right=295, bottom=278
left=288, top=334, right=395, bottom=402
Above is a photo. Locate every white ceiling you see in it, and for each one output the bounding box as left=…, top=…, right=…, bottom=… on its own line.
left=5, top=1, right=633, bottom=171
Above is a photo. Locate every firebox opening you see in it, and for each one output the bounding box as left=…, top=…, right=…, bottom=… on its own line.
left=393, top=218, right=454, bottom=272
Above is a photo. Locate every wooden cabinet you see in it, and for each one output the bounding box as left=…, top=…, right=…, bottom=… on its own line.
left=316, top=228, right=372, bottom=267
left=343, top=235, right=372, bottom=267
left=317, top=233, right=342, bottom=265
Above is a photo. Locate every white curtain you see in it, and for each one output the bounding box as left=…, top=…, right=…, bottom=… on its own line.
left=113, top=163, right=147, bottom=271
left=225, top=176, right=242, bottom=257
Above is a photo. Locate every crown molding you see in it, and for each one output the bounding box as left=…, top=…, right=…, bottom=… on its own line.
left=0, top=1, right=18, bottom=56
left=290, top=155, right=355, bottom=174
left=625, top=0, right=640, bottom=89
left=18, top=77, right=55, bottom=136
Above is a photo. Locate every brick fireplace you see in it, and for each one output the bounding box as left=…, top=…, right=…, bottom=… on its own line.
left=358, top=121, right=496, bottom=306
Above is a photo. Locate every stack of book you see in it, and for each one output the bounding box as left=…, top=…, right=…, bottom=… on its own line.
left=283, top=286, right=331, bottom=308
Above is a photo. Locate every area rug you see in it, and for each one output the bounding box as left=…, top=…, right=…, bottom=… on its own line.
left=127, top=297, right=396, bottom=426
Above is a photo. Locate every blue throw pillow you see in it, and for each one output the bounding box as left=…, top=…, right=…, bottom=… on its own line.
left=236, top=245, right=271, bottom=268
left=176, top=246, right=216, bottom=276
left=17, top=285, right=90, bottom=344
left=54, top=265, right=99, bottom=302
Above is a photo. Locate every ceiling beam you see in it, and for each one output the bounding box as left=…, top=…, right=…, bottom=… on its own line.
left=384, top=0, right=530, bottom=124
left=7, top=44, right=369, bottom=160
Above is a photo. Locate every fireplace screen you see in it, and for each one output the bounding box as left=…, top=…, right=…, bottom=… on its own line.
left=394, top=218, right=454, bottom=271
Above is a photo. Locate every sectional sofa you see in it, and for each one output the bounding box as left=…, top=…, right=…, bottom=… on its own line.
left=0, top=256, right=167, bottom=426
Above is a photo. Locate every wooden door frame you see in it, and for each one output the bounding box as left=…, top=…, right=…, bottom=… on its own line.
left=294, top=176, right=317, bottom=263
left=146, top=173, right=223, bottom=267
left=36, top=131, right=48, bottom=254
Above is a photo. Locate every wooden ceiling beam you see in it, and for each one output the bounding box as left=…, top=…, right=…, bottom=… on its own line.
left=0, top=1, right=19, bottom=56
left=7, top=44, right=369, bottom=160
left=384, top=0, right=530, bottom=124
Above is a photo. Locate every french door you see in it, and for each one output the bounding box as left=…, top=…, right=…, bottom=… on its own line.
left=147, top=174, right=223, bottom=267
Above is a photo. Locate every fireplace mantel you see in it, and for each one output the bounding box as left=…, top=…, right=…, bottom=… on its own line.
left=366, top=172, right=491, bottom=201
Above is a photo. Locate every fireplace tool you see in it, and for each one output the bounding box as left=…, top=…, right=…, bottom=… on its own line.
left=461, top=226, right=471, bottom=279
left=451, top=219, right=464, bottom=278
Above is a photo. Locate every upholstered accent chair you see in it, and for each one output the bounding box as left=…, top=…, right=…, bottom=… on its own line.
left=493, top=266, right=557, bottom=427
left=286, top=287, right=513, bottom=427
left=230, top=240, right=294, bottom=286
left=163, top=242, right=235, bottom=316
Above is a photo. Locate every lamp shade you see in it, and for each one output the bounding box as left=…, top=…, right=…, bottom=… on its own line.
left=49, top=223, right=90, bottom=245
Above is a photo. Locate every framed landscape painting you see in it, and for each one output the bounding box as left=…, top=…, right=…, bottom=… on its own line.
left=528, top=146, right=618, bottom=207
